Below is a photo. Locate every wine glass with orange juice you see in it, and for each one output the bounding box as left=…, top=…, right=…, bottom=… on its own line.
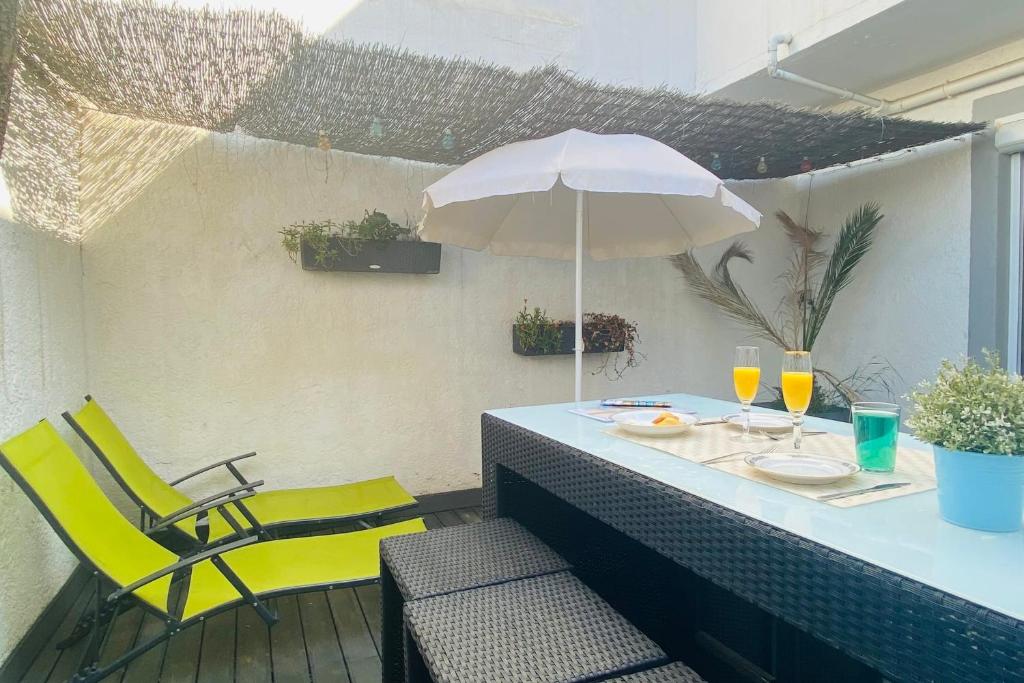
left=781, top=351, right=813, bottom=449
left=732, top=346, right=761, bottom=442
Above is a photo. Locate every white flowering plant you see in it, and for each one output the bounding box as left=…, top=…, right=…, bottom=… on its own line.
left=907, top=352, right=1024, bottom=455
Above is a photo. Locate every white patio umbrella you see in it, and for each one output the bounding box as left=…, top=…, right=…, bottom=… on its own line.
left=420, top=129, right=761, bottom=402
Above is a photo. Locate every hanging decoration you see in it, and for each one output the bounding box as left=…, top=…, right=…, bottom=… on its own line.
left=440, top=128, right=455, bottom=151
left=756, top=156, right=768, bottom=174
left=710, top=152, right=721, bottom=172
left=317, top=130, right=331, bottom=151
left=800, top=156, right=813, bottom=173
left=370, top=116, right=384, bottom=139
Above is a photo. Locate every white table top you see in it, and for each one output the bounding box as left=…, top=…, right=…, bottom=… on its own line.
left=487, top=393, right=1024, bottom=622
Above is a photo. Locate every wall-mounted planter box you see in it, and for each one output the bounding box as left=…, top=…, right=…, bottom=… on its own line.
left=512, top=323, right=625, bottom=356
left=752, top=401, right=850, bottom=423
left=300, top=237, right=442, bottom=274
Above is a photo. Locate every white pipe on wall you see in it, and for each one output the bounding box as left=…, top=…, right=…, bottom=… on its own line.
left=767, top=34, right=884, bottom=109
left=1007, top=153, right=1022, bottom=375
left=767, top=33, right=1024, bottom=116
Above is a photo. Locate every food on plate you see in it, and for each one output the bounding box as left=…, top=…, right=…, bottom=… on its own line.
left=652, top=412, right=682, bottom=426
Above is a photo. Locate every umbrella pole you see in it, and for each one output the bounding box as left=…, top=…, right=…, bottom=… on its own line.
left=575, top=190, right=583, bottom=403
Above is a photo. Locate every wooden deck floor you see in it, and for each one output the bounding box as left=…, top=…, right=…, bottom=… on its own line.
left=20, top=508, right=479, bottom=683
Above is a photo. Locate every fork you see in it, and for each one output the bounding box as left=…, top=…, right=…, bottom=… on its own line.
left=702, top=443, right=777, bottom=465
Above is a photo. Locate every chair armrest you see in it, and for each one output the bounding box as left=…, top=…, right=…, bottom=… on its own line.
left=168, top=452, right=257, bottom=486
left=147, top=481, right=264, bottom=534
left=108, top=535, right=260, bottom=602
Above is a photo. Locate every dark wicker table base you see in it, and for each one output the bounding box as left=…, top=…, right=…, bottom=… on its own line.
left=482, top=413, right=1024, bottom=683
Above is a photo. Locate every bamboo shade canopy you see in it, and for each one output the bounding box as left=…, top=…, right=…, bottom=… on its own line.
left=0, top=0, right=985, bottom=239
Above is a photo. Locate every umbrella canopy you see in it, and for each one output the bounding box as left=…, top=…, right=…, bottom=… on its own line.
left=420, top=129, right=762, bottom=402
left=420, top=129, right=761, bottom=260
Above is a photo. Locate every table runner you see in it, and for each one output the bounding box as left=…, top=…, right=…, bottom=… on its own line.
left=607, top=423, right=935, bottom=508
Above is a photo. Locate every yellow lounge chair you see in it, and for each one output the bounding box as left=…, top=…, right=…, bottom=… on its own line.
left=63, top=396, right=417, bottom=546
left=0, top=421, right=426, bottom=683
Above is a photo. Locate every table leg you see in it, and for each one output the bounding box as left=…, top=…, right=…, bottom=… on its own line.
left=380, top=560, right=405, bottom=683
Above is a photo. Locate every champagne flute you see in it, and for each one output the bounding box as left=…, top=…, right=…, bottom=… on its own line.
left=780, top=351, right=813, bottom=449
left=731, top=346, right=760, bottom=443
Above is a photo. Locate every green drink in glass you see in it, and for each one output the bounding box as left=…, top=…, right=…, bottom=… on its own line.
left=851, top=402, right=901, bottom=472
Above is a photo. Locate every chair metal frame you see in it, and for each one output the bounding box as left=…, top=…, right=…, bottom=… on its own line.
left=63, top=395, right=417, bottom=550
left=0, top=445, right=381, bottom=683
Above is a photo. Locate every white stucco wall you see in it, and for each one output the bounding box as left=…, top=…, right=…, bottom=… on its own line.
left=78, top=122, right=972, bottom=501
left=0, top=174, right=89, bottom=663
left=81, top=130, right=729, bottom=496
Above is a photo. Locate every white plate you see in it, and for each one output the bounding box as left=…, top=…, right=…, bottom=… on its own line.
left=744, top=451, right=860, bottom=485
left=612, top=410, right=698, bottom=437
left=723, top=413, right=792, bottom=432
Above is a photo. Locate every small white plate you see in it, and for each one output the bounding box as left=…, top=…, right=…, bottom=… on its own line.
left=723, top=413, right=792, bottom=433
left=744, top=451, right=860, bottom=485
left=612, top=410, right=698, bottom=437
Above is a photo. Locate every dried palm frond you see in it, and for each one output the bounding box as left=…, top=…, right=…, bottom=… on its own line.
left=670, top=246, right=788, bottom=349
left=774, top=210, right=826, bottom=348
left=804, top=203, right=883, bottom=350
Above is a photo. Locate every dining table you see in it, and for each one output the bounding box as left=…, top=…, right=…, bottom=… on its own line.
left=481, top=393, right=1024, bottom=683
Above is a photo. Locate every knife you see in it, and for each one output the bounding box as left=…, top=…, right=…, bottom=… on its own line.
left=817, top=482, right=911, bottom=501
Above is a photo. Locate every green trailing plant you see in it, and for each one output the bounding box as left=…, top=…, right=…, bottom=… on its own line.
left=281, top=210, right=412, bottom=266
left=671, top=203, right=893, bottom=408
left=514, top=302, right=563, bottom=355
left=513, top=302, right=644, bottom=379
left=908, top=351, right=1024, bottom=455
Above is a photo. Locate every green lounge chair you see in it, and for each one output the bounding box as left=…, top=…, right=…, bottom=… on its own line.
left=64, top=396, right=417, bottom=546
left=0, top=420, right=426, bottom=683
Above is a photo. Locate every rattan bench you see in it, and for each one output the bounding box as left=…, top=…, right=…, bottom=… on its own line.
left=606, top=662, right=705, bottom=682
left=403, top=571, right=670, bottom=683
left=380, top=518, right=572, bottom=682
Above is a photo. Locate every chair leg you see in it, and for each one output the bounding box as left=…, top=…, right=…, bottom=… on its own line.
left=71, top=625, right=174, bottom=683
left=56, top=600, right=117, bottom=651
left=71, top=573, right=108, bottom=681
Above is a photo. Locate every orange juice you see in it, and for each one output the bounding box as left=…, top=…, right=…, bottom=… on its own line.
left=781, top=371, right=813, bottom=413
left=733, top=366, right=760, bottom=403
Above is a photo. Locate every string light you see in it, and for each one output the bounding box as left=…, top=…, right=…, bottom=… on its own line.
left=800, top=156, right=813, bottom=173
left=370, top=116, right=384, bottom=139
left=756, top=156, right=768, bottom=174
left=710, top=152, right=721, bottom=172
left=317, top=130, right=331, bottom=151
left=441, top=128, right=455, bottom=151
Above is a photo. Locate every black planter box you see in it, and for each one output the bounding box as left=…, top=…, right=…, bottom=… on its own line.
left=300, top=237, right=441, bottom=273
left=753, top=401, right=851, bottom=423
left=512, top=324, right=625, bottom=356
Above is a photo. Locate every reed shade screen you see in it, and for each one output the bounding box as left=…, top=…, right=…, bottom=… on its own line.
left=2, top=0, right=984, bottom=239
left=0, top=0, right=18, bottom=159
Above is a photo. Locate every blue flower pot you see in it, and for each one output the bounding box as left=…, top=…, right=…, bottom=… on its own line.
left=933, top=445, right=1024, bottom=532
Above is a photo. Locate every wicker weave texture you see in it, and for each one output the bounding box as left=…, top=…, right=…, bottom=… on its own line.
left=481, top=413, right=1024, bottom=683
left=404, top=571, right=667, bottom=683
left=606, top=662, right=705, bottom=682
left=380, top=517, right=571, bottom=600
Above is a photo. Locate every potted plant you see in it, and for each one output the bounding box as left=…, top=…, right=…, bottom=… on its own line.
left=512, top=302, right=643, bottom=379
left=280, top=210, right=442, bottom=273
left=672, top=204, right=895, bottom=420
left=908, top=352, right=1024, bottom=532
